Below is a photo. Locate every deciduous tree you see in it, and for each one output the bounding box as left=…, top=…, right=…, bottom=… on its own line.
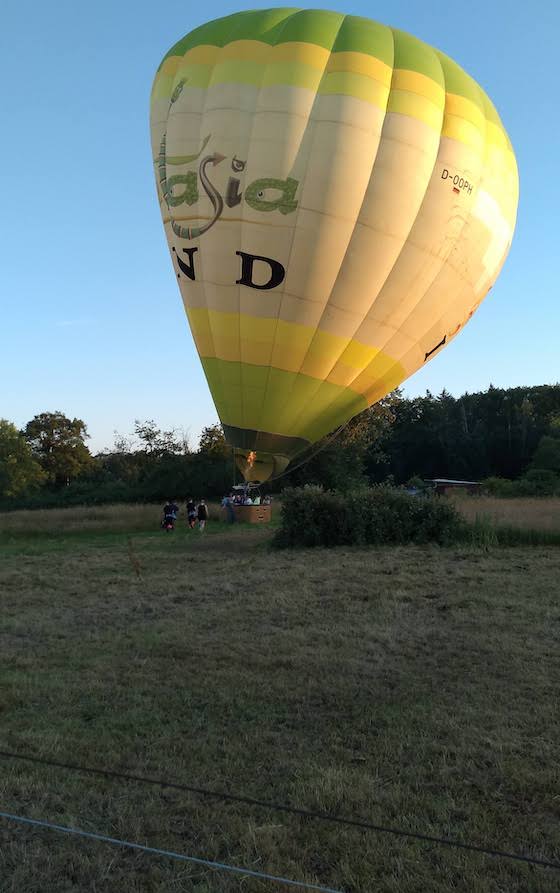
left=133, top=420, right=185, bottom=456
left=198, top=424, right=230, bottom=457
left=0, top=420, right=45, bottom=497
left=24, top=411, right=94, bottom=486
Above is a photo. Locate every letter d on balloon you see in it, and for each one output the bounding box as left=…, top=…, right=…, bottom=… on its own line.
left=236, top=251, right=285, bottom=290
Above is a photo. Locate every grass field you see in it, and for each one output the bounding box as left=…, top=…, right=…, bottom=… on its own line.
left=454, top=496, right=560, bottom=531
left=1, top=504, right=559, bottom=892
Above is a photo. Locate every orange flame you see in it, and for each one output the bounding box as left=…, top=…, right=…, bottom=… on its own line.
left=246, top=450, right=257, bottom=469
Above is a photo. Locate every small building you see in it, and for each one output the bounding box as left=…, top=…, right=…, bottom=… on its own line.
left=425, top=478, right=481, bottom=496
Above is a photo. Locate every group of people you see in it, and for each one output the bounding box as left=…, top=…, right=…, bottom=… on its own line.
left=220, top=491, right=271, bottom=523
left=162, top=491, right=272, bottom=529
left=161, top=498, right=208, bottom=531
left=230, top=492, right=270, bottom=506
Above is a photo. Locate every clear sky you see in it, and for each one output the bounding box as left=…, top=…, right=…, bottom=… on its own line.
left=1, top=0, right=557, bottom=453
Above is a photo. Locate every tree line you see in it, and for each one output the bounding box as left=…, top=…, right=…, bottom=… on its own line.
left=1, top=383, right=559, bottom=508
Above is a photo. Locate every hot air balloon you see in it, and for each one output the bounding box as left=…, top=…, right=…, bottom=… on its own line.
left=150, top=8, right=518, bottom=482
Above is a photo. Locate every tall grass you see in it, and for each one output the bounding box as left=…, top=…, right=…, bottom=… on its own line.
left=2, top=496, right=559, bottom=546
left=449, top=496, right=560, bottom=546
left=0, top=502, right=218, bottom=536
left=453, top=496, right=560, bottom=532
left=0, top=501, right=281, bottom=537
left=467, top=516, right=560, bottom=547
left=0, top=503, right=160, bottom=535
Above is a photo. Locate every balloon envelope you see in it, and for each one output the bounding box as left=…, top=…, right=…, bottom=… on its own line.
left=150, top=8, right=518, bottom=481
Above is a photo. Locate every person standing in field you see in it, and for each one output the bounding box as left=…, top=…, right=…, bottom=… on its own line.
left=221, top=493, right=235, bottom=523
left=161, top=498, right=178, bottom=530
left=163, top=498, right=178, bottom=520
left=197, top=499, right=209, bottom=531
left=186, top=497, right=196, bottom=529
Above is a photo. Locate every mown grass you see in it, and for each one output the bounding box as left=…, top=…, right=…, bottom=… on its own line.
left=0, top=507, right=559, bottom=891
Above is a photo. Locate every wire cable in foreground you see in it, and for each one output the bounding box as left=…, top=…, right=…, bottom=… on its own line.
left=0, top=810, right=344, bottom=893
left=2, top=749, right=559, bottom=872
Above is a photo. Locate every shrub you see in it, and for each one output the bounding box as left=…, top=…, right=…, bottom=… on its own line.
left=406, top=475, right=428, bottom=490
left=531, top=435, right=560, bottom=474
left=522, top=468, right=559, bottom=496
left=482, top=472, right=560, bottom=498
left=0, top=480, right=144, bottom=512
left=273, top=485, right=465, bottom=548
left=481, top=477, right=516, bottom=498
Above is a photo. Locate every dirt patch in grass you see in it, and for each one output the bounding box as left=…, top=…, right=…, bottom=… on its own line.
left=0, top=518, right=559, bottom=891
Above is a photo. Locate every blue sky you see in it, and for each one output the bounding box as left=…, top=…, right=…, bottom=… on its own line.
left=1, top=0, right=557, bottom=453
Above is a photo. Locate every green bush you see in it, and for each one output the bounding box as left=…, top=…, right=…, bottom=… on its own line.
left=482, top=472, right=560, bottom=498
left=522, top=468, right=560, bottom=495
left=273, top=485, right=465, bottom=548
left=0, top=480, right=144, bottom=512
left=531, top=435, right=560, bottom=474
left=481, top=476, right=516, bottom=497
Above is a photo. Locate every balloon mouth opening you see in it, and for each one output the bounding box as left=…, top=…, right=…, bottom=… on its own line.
left=224, top=427, right=311, bottom=482
left=234, top=448, right=290, bottom=483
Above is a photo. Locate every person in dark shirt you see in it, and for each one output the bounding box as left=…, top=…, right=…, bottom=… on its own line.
left=186, top=498, right=196, bottom=529
left=197, top=499, right=209, bottom=531
left=163, top=499, right=178, bottom=518
left=162, top=499, right=178, bottom=529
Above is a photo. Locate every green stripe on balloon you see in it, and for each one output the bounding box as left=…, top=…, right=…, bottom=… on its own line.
left=158, top=7, right=511, bottom=136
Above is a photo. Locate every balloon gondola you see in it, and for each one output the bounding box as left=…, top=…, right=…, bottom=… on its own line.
left=150, top=8, right=518, bottom=482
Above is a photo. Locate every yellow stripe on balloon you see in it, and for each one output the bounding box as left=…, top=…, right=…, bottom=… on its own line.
left=319, top=71, right=390, bottom=108
left=391, top=69, right=445, bottom=105
left=262, top=60, right=325, bottom=90
left=187, top=307, right=402, bottom=398
left=154, top=40, right=331, bottom=87
left=271, top=41, right=330, bottom=67
left=167, top=44, right=220, bottom=66
left=325, top=51, right=392, bottom=86
left=386, top=89, right=444, bottom=131
left=220, top=39, right=279, bottom=63
left=209, top=59, right=270, bottom=87
left=445, top=92, right=486, bottom=132
left=442, top=114, right=485, bottom=152
left=485, top=141, right=517, bottom=177
left=153, top=38, right=512, bottom=150
left=486, top=120, right=514, bottom=154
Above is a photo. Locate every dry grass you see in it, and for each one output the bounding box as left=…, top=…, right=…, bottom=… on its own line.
left=0, top=503, right=161, bottom=535
left=0, top=509, right=559, bottom=891
left=0, top=502, right=230, bottom=536
left=453, top=496, right=560, bottom=531
left=0, top=502, right=281, bottom=538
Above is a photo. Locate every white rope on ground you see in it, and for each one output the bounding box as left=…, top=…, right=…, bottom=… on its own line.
left=0, top=810, right=345, bottom=893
